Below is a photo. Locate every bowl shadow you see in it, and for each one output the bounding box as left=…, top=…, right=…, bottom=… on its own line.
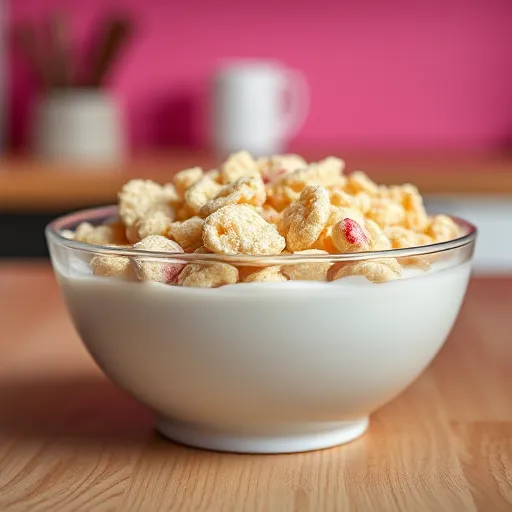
left=0, top=374, right=319, bottom=459
left=0, top=374, right=155, bottom=446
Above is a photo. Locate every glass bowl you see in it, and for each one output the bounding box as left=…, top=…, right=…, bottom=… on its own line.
left=46, top=206, right=477, bottom=453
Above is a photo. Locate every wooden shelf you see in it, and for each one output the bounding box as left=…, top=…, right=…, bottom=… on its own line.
left=1, top=150, right=512, bottom=212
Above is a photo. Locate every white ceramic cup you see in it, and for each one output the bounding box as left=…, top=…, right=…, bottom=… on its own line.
left=211, top=60, right=309, bottom=157
left=32, top=89, right=125, bottom=165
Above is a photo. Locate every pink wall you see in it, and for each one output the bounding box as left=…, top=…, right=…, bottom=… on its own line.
left=9, top=0, right=512, bottom=152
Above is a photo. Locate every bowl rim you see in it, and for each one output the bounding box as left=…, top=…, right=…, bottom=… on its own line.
left=45, top=205, right=477, bottom=264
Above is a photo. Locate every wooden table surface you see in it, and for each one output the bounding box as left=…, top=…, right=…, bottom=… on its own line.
left=2, top=150, right=512, bottom=212
left=0, top=263, right=511, bottom=511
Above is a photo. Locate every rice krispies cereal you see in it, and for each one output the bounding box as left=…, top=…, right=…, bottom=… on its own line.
left=220, top=151, right=260, bottom=184
left=281, top=250, right=331, bottom=281
left=118, top=180, right=170, bottom=228
left=330, top=258, right=402, bottom=283
left=91, top=252, right=138, bottom=281
left=168, top=217, right=204, bottom=253
left=132, top=236, right=185, bottom=283
left=178, top=262, right=239, bottom=288
left=242, top=266, right=288, bottom=283
left=200, top=176, right=266, bottom=218
left=278, top=185, right=331, bottom=252
left=203, top=204, right=286, bottom=256
left=68, top=151, right=463, bottom=287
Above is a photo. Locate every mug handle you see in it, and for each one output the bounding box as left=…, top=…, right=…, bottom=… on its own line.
left=280, top=68, right=309, bottom=139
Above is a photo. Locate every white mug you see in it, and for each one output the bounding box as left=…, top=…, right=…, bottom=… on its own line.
left=211, top=60, right=309, bottom=157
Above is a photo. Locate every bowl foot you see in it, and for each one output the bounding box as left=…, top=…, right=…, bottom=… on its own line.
left=155, top=417, right=369, bottom=454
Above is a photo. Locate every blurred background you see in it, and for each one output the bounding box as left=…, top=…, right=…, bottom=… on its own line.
left=1, top=0, right=511, bottom=271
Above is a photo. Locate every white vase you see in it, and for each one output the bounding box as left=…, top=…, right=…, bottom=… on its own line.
left=32, top=89, right=125, bottom=165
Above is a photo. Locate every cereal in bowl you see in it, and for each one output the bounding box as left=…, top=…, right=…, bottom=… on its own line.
left=126, top=204, right=175, bottom=243
left=132, top=236, right=185, bottom=283
left=366, top=198, right=406, bottom=228
left=426, top=214, right=461, bottom=242
left=331, top=218, right=372, bottom=253
left=256, top=154, right=307, bottom=183
left=184, top=175, right=223, bottom=214
left=278, top=185, right=331, bottom=252
left=330, top=258, right=402, bottom=283
left=345, top=171, right=379, bottom=196
left=220, top=151, right=260, bottom=184
left=242, top=266, right=288, bottom=283
left=173, top=167, right=203, bottom=197
left=281, top=249, right=331, bottom=281
left=118, top=180, right=170, bottom=228
left=75, top=221, right=127, bottom=246
left=91, top=252, right=138, bottom=281
left=178, top=262, right=239, bottom=288
left=200, top=176, right=266, bottom=218
left=329, top=189, right=370, bottom=213
left=363, top=219, right=392, bottom=250
left=66, top=151, right=463, bottom=287
left=203, top=204, right=285, bottom=256
left=168, top=217, right=204, bottom=253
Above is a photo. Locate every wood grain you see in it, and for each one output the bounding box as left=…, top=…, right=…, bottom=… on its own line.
left=1, top=151, right=512, bottom=212
left=0, top=262, right=510, bottom=511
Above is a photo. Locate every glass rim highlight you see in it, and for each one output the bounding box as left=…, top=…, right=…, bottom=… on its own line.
left=46, top=205, right=477, bottom=265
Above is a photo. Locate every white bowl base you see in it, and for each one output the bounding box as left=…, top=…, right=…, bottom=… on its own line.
left=155, top=417, right=370, bottom=454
